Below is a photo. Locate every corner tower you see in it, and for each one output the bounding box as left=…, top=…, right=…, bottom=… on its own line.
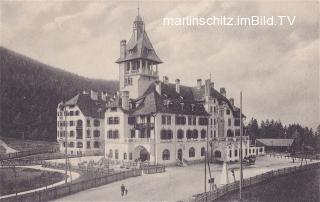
left=116, top=13, right=162, bottom=99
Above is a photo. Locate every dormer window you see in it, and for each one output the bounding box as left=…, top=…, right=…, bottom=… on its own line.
left=180, top=103, right=185, bottom=111
left=191, top=104, right=195, bottom=111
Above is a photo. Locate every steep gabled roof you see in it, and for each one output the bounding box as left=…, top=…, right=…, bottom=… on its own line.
left=63, top=93, right=106, bottom=119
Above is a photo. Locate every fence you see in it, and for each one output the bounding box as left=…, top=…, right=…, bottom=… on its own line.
left=1, top=168, right=142, bottom=202
left=0, top=148, right=59, bottom=160
left=142, top=164, right=166, bottom=174
left=191, top=162, right=320, bottom=202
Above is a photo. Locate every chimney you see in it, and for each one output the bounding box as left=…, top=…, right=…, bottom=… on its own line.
left=197, top=79, right=202, bottom=89
left=121, top=91, right=129, bottom=110
left=175, top=79, right=180, bottom=94
left=205, top=79, right=211, bottom=97
left=120, top=40, right=126, bottom=59
left=90, top=90, right=98, bottom=100
left=220, top=88, right=226, bottom=97
left=155, top=80, right=162, bottom=94
left=229, top=98, right=234, bottom=106
left=163, top=76, right=169, bottom=84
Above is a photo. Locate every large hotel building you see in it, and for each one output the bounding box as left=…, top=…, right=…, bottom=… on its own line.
left=57, top=13, right=264, bottom=165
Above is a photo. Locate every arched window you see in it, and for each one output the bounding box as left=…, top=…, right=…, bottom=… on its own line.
left=187, top=130, right=192, bottom=139
left=162, top=149, right=170, bottom=160
left=115, top=149, right=119, bottom=159
left=227, top=129, right=234, bottom=137
left=160, top=129, right=167, bottom=139
left=201, top=130, right=206, bottom=139
left=235, top=129, right=240, bottom=136
left=193, top=129, right=198, bottom=139
left=201, top=147, right=206, bottom=156
left=109, top=149, right=113, bottom=158
left=189, top=147, right=195, bottom=157
left=177, top=129, right=184, bottom=139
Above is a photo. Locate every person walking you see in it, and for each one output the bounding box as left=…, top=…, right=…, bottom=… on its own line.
left=121, top=184, right=125, bottom=197
left=125, top=188, right=128, bottom=195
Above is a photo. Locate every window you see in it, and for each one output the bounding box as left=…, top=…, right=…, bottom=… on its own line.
left=108, top=117, right=113, bottom=124
left=162, top=149, right=170, bottom=160
left=93, top=130, right=100, bottom=137
left=167, top=116, right=171, bottom=125
left=123, top=153, right=127, bottom=160
left=69, top=111, right=74, bottom=116
left=107, top=130, right=119, bottom=139
left=129, top=152, right=133, bottom=160
left=114, top=130, right=119, bottom=139
left=160, top=129, right=173, bottom=140
left=77, top=120, right=82, bottom=127
left=94, top=141, right=99, bottom=148
left=69, top=121, right=74, bottom=126
left=186, top=130, right=192, bottom=139
left=177, top=129, right=184, bottom=139
left=77, top=142, right=83, bottom=148
left=201, top=130, right=206, bottom=139
left=229, top=150, right=232, bottom=158
left=210, top=106, right=213, bottom=113
left=128, top=117, right=136, bottom=125
left=193, top=130, right=198, bottom=139
left=109, top=149, right=113, bottom=158
left=70, top=131, right=74, bottom=137
left=235, top=129, right=240, bottom=136
left=94, top=119, right=100, bottom=127
left=130, top=130, right=135, bottom=138
left=226, top=109, right=230, bottom=115
left=87, top=119, right=91, bottom=127
left=193, top=117, right=196, bottom=125
left=175, top=116, right=186, bottom=125
left=86, top=141, right=91, bottom=148
left=228, top=118, right=231, bottom=126
left=210, top=119, right=213, bottom=125
left=189, top=147, right=195, bottom=158
left=115, top=150, right=119, bottom=159
left=188, top=117, right=192, bottom=125
left=162, top=115, right=166, bottom=124
left=114, top=117, right=120, bottom=124
left=234, top=119, right=240, bottom=126
left=199, top=118, right=208, bottom=126
left=69, top=142, right=74, bottom=148
left=234, top=149, right=238, bottom=157
left=75, top=110, right=80, bottom=116
left=201, top=147, right=205, bottom=156
left=86, top=130, right=90, bottom=138
left=214, top=106, right=217, bottom=113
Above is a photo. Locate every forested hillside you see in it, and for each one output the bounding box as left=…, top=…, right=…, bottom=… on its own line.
left=0, top=47, right=119, bottom=141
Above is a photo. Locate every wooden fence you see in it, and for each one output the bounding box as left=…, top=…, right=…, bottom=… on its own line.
left=191, top=162, right=320, bottom=202
left=0, top=169, right=142, bottom=202
left=142, top=165, right=166, bottom=174
left=0, top=148, right=59, bottom=160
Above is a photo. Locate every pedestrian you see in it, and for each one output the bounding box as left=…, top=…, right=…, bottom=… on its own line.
left=121, top=184, right=125, bottom=197
left=125, top=188, right=128, bottom=195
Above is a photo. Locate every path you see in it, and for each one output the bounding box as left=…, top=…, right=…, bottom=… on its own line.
left=55, top=156, right=317, bottom=202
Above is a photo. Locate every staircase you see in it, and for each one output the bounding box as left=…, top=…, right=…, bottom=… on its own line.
left=182, top=158, right=190, bottom=166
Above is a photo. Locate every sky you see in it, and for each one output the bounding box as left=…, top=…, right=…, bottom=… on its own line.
left=1, top=0, right=319, bottom=129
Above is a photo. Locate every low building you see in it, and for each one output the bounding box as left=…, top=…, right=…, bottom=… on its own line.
left=256, top=138, right=293, bottom=153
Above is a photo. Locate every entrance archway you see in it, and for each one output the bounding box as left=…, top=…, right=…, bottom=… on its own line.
left=177, top=149, right=182, bottom=161
left=214, top=150, right=222, bottom=158
left=134, top=146, right=150, bottom=162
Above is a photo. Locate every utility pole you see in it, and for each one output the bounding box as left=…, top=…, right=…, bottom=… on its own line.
left=239, top=91, right=243, bottom=201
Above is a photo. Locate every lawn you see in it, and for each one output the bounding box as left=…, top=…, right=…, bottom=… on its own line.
left=216, top=168, right=320, bottom=202
left=0, top=167, right=65, bottom=196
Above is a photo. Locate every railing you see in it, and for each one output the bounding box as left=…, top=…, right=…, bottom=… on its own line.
left=190, top=162, right=320, bottom=202
left=134, top=122, right=155, bottom=130
left=142, top=164, right=165, bottom=174
left=1, top=168, right=142, bottom=202
left=126, top=138, right=152, bottom=143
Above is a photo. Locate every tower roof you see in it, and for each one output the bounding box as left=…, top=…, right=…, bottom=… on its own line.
left=116, top=15, right=162, bottom=64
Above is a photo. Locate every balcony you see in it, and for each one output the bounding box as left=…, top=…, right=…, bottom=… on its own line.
left=126, top=138, right=152, bottom=143
left=215, top=136, right=249, bottom=142
left=134, top=122, right=155, bottom=130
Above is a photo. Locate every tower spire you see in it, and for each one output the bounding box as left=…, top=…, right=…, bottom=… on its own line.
left=137, top=0, right=140, bottom=16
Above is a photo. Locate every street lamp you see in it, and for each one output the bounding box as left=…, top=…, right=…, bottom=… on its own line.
left=151, top=112, right=157, bottom=165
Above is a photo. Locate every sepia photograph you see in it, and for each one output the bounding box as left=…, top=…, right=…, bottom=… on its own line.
left=0, top=0, right=319, bottom=201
